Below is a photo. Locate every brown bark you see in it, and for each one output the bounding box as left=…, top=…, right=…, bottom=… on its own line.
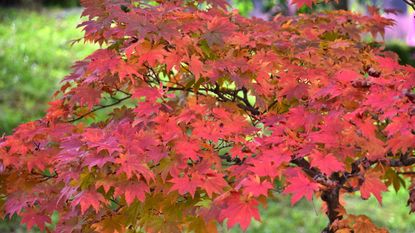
left=321, top=187, right=342, bottom=233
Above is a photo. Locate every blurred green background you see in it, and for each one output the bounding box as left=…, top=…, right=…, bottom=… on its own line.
left=0, top=1, right=415, bottom=232
left=0, top=8, right=95, bottom=134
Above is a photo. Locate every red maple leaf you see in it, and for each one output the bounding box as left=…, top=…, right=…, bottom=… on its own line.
left=291, top=0, right=318, bottom=8
left=360, top=172, right=388, bottom=204
left=241, top=176, right=273, bottom=197
left=220, top=193, right=260, bottom=230
left=334, top=69, right=360, bottom=85
left=165, top=52, right=182, bottom=72
left=72, top=190, right=106, bottom=214
left=115, top=181, right=150, bottom=204
left=189, top=55, right=203, bottom=80
left=21, top=209, right=51, bottom=231
left=309, top=150, right=344, bottom=175
left=248, top=148, right=291, bottom=178
left=175, top=139, right=200, bottom=161
left=84, top=151, right=115, bottom=170
left=2, top=0, right=414, bottom=232
left=115, top=153, right=154, bottom=182
left=169, top=174, right=201, bottom=198
left=199, top=172, right=228, bottom=198
left=206, top=0, right=229, bottom=9
left=283, top=173, right=319, bottom=205
left=71, top=85, right=102, bottom=109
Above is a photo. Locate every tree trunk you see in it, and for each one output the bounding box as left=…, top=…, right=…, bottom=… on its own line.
left=321, top=187, right=342, bottom=233
left=333, top=0, right=348, bottom=10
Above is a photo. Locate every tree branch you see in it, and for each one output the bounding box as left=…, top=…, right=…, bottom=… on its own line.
left=397, top=171, right=415, bottom=175
left=67, top=93, right=132, bottom=123
left=403, top=0, right=415, bottom=11
left=291, top=157, right=336, bottom=187
left=389, top=156, right=415, bottom=167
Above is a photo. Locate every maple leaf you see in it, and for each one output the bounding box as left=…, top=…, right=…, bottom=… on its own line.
left=72, top=190, right=106, bottom=214
left=133, top=101, right=161, bottom=119
left=360, top=172, right=387, bottom=204
left=92, top=215, right=126, bottom=233
left=241, top=176, right=273, bottom=197
left=286, top=106, right=321, bottom=131
left=220, top=193, right=260, bottom=230
left=127, top=41, right=166, bottom=67
left=3, top=0, right=415, bottom=232
left=188, top=217, right=218, bottom=233
left=348, top=215, right=388, bottom=233
left=71, top=85, right=102, bottom=109
left=133, top=86, right=162, bottom=102
left=206, top=0, right=229, bottom=9
left=115, top=153, right=154, bottom=182
left=146, top=146, right=168, bottom=164
left=169, top=175, right=201, bottom=198
left=84, top=151, right=115, bottom=170
left=198, top=172, right=228, bottom=198
left=189, top=55, right=203, bottom=80
left=283, top=173, right=319, bottom=205
left=4, top=193, right=38, bottom=216
left=117, top=61, right=140, bottom=81
left=175, top=139, right=200, bottom=161
left=387, top=131, right=415, bottom=154
left=165, top=52, right=182, bottom=72
left=82, top=128, right=121, bottom=155
left=248, top=148, right=291, bottom=178
left=115, top=182, right=149, bottom=204
left=25, top=150, right=51, bottom=172
left=291, top=0, right=318, bottom=8
left=203, top=17, right=237, bottom=46
left=309, top=150, right=344, bottom=175
left=363, top=89, right=398, bottom=112
left=21, top=209, right=51, bottom=231
left=335, top=69, right=360, bottom=85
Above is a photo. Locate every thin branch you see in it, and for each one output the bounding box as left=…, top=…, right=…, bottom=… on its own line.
left=265, top=99, right=278, bottom=113
left=144, top=64, right=160, bottom=83
left=31, top=171, right=58, bottom=182
left=397, top=171, right=415, bottom=175
left=291, top=157, right=336, bottom=187
left=67, top=93, right=132, bottom=123
left=389, top=155, right=415, bottom=167
left=403, top=0, right=415, bottom=11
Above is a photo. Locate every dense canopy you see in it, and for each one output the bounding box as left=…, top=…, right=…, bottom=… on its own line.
left=1, top=0, right=415, bottom=232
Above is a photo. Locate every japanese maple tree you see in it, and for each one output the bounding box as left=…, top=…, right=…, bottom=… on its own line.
left=1, top=0, right=415, bottom=232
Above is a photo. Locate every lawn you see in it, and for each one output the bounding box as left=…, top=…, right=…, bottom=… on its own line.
left=228, top=188, right=415, bottom=233
left=0, top=8, right=96, bottom=134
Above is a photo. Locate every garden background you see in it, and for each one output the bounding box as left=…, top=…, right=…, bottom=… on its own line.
left=0, top=0, right=414, bottom=232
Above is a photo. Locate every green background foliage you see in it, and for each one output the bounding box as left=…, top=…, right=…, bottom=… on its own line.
left=0, top=8, right=95, bottom=134
left=0, top=0, right=80, bottom=8
left=1, top=4, right=415, bottom=233
left=227, top=188, right=415, bottom=233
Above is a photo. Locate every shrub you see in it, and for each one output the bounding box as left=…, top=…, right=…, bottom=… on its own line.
left=1, top=1, right=415, bottom=232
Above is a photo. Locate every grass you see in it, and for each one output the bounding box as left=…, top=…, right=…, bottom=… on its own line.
left=0, top=8, right=96, bottom=134
left=0, top=7, right=95, bottom=231
left=223, top=187, right=415, bottom=233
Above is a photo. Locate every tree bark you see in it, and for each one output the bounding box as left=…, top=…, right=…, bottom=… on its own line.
left=321, top=187, right=342, bottom=233
left=332, top=0, right=348, bottom=10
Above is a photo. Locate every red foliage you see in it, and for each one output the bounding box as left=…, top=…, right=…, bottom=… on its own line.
left=0, top=0, right=414, bottom=232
